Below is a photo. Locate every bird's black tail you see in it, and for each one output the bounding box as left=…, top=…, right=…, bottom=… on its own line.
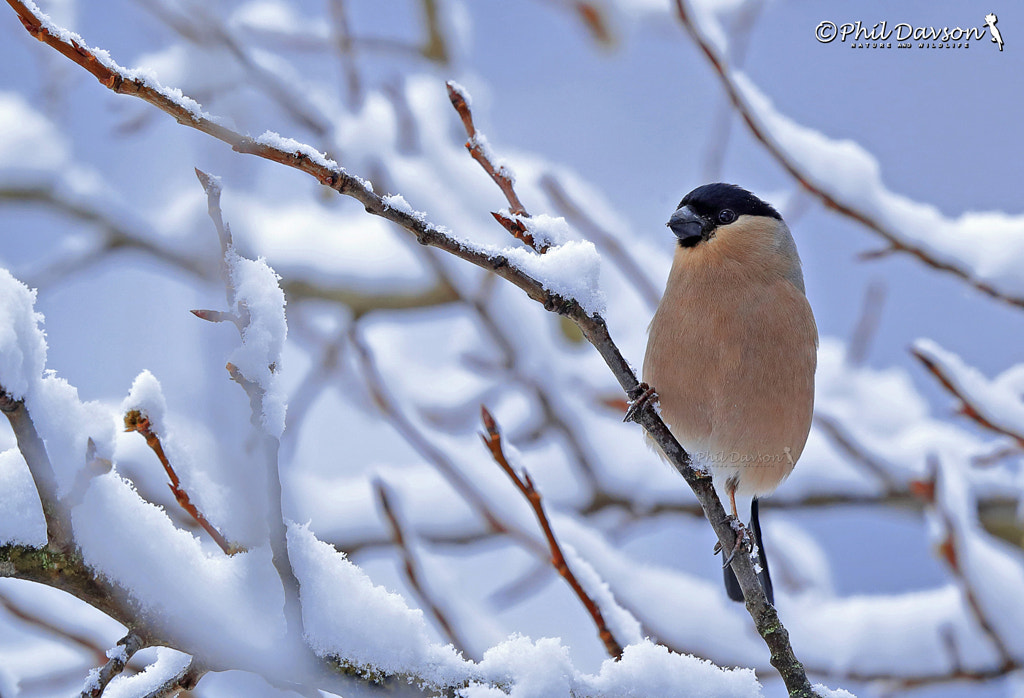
left=723, top=498, right=774, bottom=605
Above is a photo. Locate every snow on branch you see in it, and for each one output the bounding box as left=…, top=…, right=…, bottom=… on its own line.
left=912, top=340, right=1024, bottom=450
left=675, top=0, right=1024, bottom=310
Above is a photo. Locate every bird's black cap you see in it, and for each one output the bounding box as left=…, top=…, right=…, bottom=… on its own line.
left=677, top=183, right=782, bottom=222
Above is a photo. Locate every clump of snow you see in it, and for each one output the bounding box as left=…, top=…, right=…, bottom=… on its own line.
left=503, top=240, right=606, bottom=316
left=72, top=471, right=288, bottom=665
left=121, top=370, right=167, bottom=437
left=468, top=636, right=762, bottom=698
left=228, top=250, right=288, bottom=437
left=0, top=449, right=47, bottom=546
left=286, top=523, right=468, bottom=683
left=383, top=193, right=429, bottom=224
left=254, top=130, right=338, bottom=171
left=812, top=685, right=858, bottom=698
left=0, top=268, right=46, bottom=400
left=102, top=648, right=193, bottom=698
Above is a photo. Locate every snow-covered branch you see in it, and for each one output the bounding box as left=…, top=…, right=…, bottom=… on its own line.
left=674, top=0, right=1024, bottom=310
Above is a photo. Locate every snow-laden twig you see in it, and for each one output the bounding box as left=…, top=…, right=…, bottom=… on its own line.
left=912, top=340, right=1024, bottom=450
left=0, top=388, right=71, bottom=550
left=192, top=168, right=303, bottom=640
left=80, top=631, right=144, bottom=698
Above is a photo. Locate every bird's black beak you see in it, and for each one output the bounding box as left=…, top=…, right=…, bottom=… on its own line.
left=667, top=205, right=708, bottom=248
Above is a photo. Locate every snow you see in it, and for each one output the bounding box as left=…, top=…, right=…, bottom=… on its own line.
left=0, top=448, right=46, bottom=546
left=102, top=648, right=193, bottom=698
left=492, top=240, right=606, bottom=316
left=468, top=636, right=762, bottom=698
left=913, top=338, right=1024, bottom=441
left=286, top=522, right=467, bottom=683
left=121, top=370, right=167, bottom=436
left=0, top=268, right=46, bottom=401
left=254, top=130, right=339, bottom=171
left=228, top=250, right=288, bottom=437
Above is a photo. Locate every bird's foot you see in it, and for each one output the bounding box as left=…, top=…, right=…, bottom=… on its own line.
left=623, top=382, right=659, bottom=423
left=714, top=517, right=751, bottom=568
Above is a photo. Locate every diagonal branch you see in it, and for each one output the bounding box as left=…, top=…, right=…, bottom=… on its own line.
left=480, top=405, right=623, bottom=660
left=446, top=81, right=528, bottom=218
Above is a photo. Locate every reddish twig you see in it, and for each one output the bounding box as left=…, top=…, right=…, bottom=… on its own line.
left=673, top=0, right=1024, bottom=310
left=123, top=410, right=241, bottom=556
left=479, top=405, right=624, bottom=660
left=445, top=81, right=527, bottom=217
left=374, top=479, right=471, bottom=656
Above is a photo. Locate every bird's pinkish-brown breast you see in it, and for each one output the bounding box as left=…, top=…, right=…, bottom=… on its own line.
left=643, top=217, right=817, bottom=498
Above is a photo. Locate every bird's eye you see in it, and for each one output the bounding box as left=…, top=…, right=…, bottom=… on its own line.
left=718, top=209, right=737, bottom=225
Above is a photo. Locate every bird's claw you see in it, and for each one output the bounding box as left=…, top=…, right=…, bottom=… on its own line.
left=717, top=518, right=751, bottom=569
left=623, top=383, right=658, bottom=423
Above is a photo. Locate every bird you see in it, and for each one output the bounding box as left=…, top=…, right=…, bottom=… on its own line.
left=640, top=183, right=817, bottom=605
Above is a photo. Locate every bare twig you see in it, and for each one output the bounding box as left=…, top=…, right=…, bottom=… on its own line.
left=673, top=0, right=1024, bottom=310
left=81, top=631, right=145, bottom=698
left=347, top=323, right=526, bottom=547
left=0, top=589, right=107, bottom=665
left=445, top=81, right=529, bottom=218
left=374, top=479, right=471, bottom=656
left=813, top=413, right=902, bottom=494
left=479, top=405, right=624, bottom=660
left=123, top=410, right=241, bottom=555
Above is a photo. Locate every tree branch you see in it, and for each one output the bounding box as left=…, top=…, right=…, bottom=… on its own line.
left=480, top=406, right=624, bottom=659
left=81, top=631, right=145, bottom=698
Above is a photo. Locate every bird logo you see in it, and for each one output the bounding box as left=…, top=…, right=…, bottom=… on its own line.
left=984, top=13, right=1004, bottom=51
